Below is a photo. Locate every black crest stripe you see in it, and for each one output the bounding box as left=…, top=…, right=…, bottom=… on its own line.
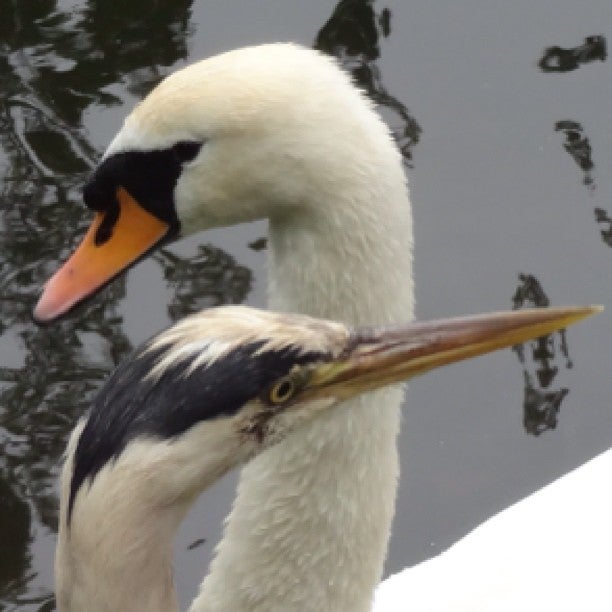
left=68, top=338, right=327, bottom=522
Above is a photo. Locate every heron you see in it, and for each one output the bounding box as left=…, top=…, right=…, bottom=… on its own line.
left=56, top=304, right=598, bottom=612
left=33, top=43, right=604, bottom=610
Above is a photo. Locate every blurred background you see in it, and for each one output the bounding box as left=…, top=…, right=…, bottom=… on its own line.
left=0, top=1, right=609, bottom=609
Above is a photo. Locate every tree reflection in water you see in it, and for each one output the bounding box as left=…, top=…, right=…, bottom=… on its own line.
left=553, top=120, right=612, bottom=251
left=155, top=246, right=252, bottom=323
left=538, top=35, right=606, bottom=73
left=595, top=207, right=612, bottom=247
left=511, top=274, right=573, bottom=436
left=315, top=0, right=421, bottom=166
left=543, top=41, right=612, bottom=253
left=554, top=120, right=596, bottom=191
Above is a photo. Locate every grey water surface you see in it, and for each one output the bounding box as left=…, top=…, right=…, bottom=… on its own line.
left=0, top=1, right=610, bottom=609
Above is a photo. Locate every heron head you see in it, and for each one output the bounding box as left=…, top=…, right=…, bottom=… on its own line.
left=66, top=304, right=600, bottom=522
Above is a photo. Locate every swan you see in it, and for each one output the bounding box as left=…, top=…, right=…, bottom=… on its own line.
left=35, top=42, right=414, bottom=611
left=56, top=304, right=598, bottom=612
left=373, top=443, right=612, bottom=611
left=33, top=43, right=604, bottom=610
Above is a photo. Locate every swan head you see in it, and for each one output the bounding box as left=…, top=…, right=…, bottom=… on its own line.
left=35, top=43, right=389, bottom=322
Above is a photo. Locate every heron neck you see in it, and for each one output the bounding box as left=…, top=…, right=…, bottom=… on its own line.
left=194, top=154, right=413, bottom=611
left=56, top=489, right=181, bottom=612
left=56, top=424, right=241, bottom=612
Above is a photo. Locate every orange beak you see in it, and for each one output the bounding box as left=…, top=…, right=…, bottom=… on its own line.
left=34, top=187, right=170, bottom=322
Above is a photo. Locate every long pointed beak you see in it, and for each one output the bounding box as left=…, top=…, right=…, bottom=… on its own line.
left=304, top=306, right=602, bottom=400
left=34, top=187, right=170, bottom=322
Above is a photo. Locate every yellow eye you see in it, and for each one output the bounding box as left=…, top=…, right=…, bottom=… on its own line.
left=268, top=377, right=297, bottom=404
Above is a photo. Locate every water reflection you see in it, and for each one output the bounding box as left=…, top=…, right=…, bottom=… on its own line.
left=0, top=477, right=30, bottom=605
left=553, top=118, right=612, bottom=251
left=554, top=120, right=595, bottom=191
left=0, top=1, right=197, bottom=607
left=538, top=35, right=607, bottom=73
left=154, top=246, right=252, bottom=323
left=511, top=274, right=573, bottom=436
left=314, top=0, right=421, bottom=166
left=595, top=207, right=612, bottom=247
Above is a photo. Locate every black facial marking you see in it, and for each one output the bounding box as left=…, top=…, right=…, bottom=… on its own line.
left=83, top=141, right=203, bottom=244
left=94, top=200, right=119, bottom=246
left=172, top=141, right=202, bottom=163
left=68, top=337, right=326, bottom=522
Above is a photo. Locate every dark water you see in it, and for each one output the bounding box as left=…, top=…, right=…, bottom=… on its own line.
left=0, top=1, right=610, bottom=609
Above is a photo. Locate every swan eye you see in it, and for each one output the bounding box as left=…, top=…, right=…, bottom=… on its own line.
left=172, top=141, right=202, bottom=164
left=267, top=377, right=297, bottom=405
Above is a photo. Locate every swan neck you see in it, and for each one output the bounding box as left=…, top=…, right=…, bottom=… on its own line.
left=193, top=177, right=413, bottom=611
left=267, top=186, right=413, bottom=326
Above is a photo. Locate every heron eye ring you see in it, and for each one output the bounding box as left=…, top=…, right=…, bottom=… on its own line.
left=268, top=377, right=296, bottom=404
